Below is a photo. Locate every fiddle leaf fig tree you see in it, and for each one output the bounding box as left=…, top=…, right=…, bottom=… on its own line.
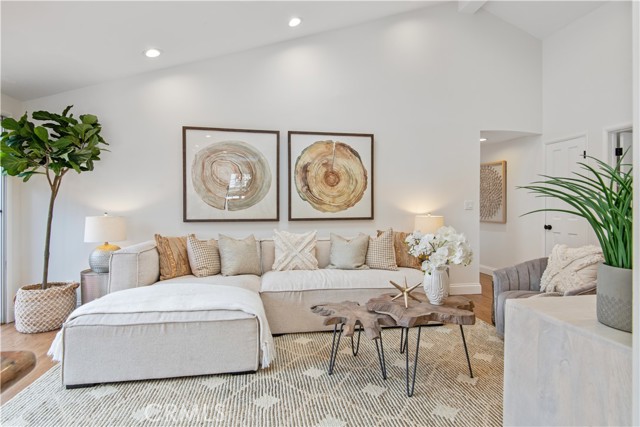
left=0, top=106, right=108, bottom=289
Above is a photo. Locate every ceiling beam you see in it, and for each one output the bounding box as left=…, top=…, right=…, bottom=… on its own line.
left=458, top=0, right=487, bottom=14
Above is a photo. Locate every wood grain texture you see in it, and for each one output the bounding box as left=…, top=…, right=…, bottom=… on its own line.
left=0, top=324, right=58, bottom=404
left=366, top=292, right=475, bottom=328
left=1, top=351, right=36, bottom=391
left=311, top=301, right=395, bottom=339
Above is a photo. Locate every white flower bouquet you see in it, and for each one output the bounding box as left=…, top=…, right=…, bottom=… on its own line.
left=405, top=226, right=473, bottom=274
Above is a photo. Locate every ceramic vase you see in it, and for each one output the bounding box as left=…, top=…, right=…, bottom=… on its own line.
left=423, top=266, right=449, bottom=305
left=596, top=263, right=632, bottom=333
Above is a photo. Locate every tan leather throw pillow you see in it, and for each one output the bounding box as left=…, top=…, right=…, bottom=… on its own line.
left=378, top=230, right=422, bottom=269
left=154, top=234, right=192, bottom=280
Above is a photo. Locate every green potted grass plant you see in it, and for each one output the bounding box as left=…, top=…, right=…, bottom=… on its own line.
left=520, top=154, right=632, bottom=332
left=1, top=106, right=108, bottom=333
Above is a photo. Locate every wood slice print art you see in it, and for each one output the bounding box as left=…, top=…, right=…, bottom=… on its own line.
left=294, top=140, right=367, bottom=213
left=191, top=140, right=272, bottom=211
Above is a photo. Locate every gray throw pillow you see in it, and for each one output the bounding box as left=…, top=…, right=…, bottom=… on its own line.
left=218, top=234, right=262, bottom=276
left=327, top=233, right=370, bottom=270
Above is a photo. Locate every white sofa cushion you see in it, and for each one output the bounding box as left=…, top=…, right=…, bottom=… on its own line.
left=261, top=267, right=423, bottom=292
left=160, top=274, right=261, bottom=294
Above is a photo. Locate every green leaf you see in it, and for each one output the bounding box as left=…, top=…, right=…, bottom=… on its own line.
left=32, top=111, right=55, bottom=121
left=1, top=117, right=20, bottom=130
left=0, top=154, right=29, bottom=175
left=80, top=114, right=97, bottom=125
left=34, top=126, right=49, bottom=144
left=50, top=135, right=77, bottom=150
left=62, top=105, right=73, bottom=116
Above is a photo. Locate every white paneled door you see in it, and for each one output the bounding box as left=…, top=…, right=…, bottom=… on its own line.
left=543, top=136, right=589, bottom=254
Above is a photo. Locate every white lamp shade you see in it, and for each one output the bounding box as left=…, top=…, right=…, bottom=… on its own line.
left=84, top=215, right=126, bottom=243
left=414, top=214, right=444, bottom=234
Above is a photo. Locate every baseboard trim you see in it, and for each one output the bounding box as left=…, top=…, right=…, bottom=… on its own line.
left=479, top=265, right=496, bottom=275
left=450, top=283, right=481, bottom=295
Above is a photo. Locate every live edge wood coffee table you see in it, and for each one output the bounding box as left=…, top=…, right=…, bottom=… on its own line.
left=312, top=292, right=475, bottom=397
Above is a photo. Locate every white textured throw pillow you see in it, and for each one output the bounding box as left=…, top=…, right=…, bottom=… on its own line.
left=186, top=234, right=221, bottom=277
left=272, top=230, right=319, bottom=271
left=539, top=244, right=604, bottom=294
left=366, top=228, right=398, bottom=270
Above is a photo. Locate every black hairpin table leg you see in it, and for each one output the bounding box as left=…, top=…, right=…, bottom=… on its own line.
left=459, top=325, right=473, bottom=378
left=328, top=323, right=344, bottom=375
left=350, top=324, right=362, bottom=356
left=402, top=326, right=422, bottom=397
left=375, top=331, right=387, bottom=380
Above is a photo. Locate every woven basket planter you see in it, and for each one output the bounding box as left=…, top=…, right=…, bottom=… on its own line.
left=14, top=282, right=79, bottom=333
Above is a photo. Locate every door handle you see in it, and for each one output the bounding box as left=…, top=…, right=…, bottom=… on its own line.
left=544, top=225, right=552, bottom=230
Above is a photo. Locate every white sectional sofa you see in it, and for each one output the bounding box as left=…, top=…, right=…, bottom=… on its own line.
left=60, top=237, right=422, bottom=387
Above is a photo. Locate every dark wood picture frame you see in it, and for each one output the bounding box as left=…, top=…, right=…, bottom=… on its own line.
left=288, top=131, right=374, bottom=221
left=183, top=126, right=280, bottom=222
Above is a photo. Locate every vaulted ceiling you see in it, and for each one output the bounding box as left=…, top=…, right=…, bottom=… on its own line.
left=1, top=1, right=606, bottom=102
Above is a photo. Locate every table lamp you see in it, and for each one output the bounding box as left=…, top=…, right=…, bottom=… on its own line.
left=414, top=213, right=444, bottom=234
left=84, top=213, right=126, bottom=273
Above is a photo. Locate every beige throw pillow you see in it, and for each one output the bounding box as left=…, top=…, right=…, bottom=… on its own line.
left=186, top=234, right=221, bottom=277
left=540, top=244, right=604, bottom=293
left=272, top=230, right=319, bottom=271
left=367, top=228, right=398, bottom=270
left=154, top=234, right=192, bottom=280
left=218, top=234, right=262, bottom=276
left=328, top=233, right=370, bottom=270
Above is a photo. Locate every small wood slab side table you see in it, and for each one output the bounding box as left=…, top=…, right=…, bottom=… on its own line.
left=1, top=351, right=36, bottom=392
left=367, top=292, right=476, bottom=397
left=311, top=301, right=395, bottom=379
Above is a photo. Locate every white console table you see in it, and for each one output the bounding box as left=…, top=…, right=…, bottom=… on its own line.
left=504, top=295, right=632, bottom=426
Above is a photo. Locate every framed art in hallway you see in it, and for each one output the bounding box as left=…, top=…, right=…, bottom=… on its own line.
left=183, top=127, right=279, bottom=222
left=288, top=131, right=374, bottom=221
left=480, top=160, right=507, bottom=223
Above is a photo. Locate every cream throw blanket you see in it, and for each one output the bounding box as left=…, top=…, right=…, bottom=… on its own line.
left=48, top=283, right=274, bottom=368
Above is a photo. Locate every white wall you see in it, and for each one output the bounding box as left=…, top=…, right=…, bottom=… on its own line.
left=13, top=3, right=541, bottom=308
left=479, top=135, right=544, bottom=272
left=1, top=93, right=24, bottom=117
left=632, top=2, right=639, bottom=424
left=543, top=1, right=632, bottom=159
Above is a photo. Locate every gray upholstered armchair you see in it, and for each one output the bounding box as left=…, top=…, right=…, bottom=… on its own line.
left=492, top=258, right=548, bottom=338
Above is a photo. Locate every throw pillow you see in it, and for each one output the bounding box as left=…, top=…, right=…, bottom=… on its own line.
left=380, top=230, right=422, bottom=269
left=218, top=234, right=262, bottom=276
left=154, top=234, right=192, bottom=280
left=272, top=230, right=319, bottom=271
left=539, top=244, right=604, bottom=294
left=366, top=228, right=398, bottom=270
left=186, top=234, right=221, bottom=277
left=327, top=233, right=370, bottom=270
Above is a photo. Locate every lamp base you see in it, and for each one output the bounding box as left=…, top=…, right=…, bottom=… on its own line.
left=89, top=243, right=121, bottom=273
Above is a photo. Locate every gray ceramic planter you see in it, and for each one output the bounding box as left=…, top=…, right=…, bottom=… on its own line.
left=596, top=263, right=632, bottom=333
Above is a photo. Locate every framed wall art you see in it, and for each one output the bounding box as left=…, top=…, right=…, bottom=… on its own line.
left=183, top=127, right=279, bottom=222
left=480, top=160, right=507, bottom=223
left=288, top=131, right=374, bottom=221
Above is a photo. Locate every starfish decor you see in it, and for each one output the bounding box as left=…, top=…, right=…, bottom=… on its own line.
left=390, top=277, right=422, bottom=308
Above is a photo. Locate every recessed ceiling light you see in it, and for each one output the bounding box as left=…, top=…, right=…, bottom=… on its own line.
left=144, top=48, right=162, bottom=58
left=288, top=17, right=302, bottom=27
left=205, top=135, right=211, bottom=138
left=479, top=138, right=487, bottom=142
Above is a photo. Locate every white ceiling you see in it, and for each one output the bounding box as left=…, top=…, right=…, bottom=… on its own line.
left=1, top=1, right=608, bottom=102
left=480, top=130, right=539, bottom=144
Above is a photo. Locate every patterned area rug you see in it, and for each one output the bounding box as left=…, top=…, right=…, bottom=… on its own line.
left=1, top=321, right=503, bottom=426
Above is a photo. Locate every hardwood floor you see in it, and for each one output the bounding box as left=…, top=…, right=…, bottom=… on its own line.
left=0, top=325, right=59, bottom=403
left=0, top=274, right=495, bottom=404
